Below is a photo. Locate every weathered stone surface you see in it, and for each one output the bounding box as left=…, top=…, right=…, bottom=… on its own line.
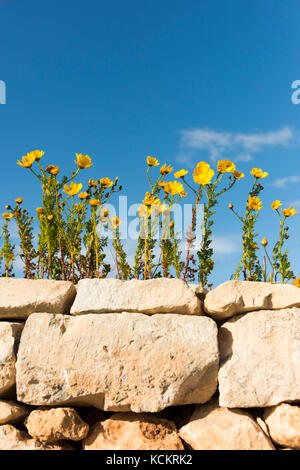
left=0, top=425, right=74, bottom=450
left=218, top=308, right=300, bottom=407
left=0, top=278, right=76, bottom=319
left=205, top=280, right=300, bottom=320
left=264, top=403, right=300, bottom=449
left=0, top=399, right=28, bottom=424
left=188, top=284, right=208, bottom=301
left=0, top=322, right=23, bottom=396
left=71, top=278, right=202, bottom=316
left=16, top=312, right=218, bottom=412
left=25, top=407, right=89, bottom=442
left=83, top=413, right=184, bottom=450
left=179, top=401, right=274, bottom=450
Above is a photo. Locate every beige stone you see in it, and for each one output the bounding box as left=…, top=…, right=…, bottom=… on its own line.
left=264, top=403, right=300, bottom=449
left=218, top=309, right=300, bottom=408
left=16, top=312, right=218, bottom=412
left=83, top=413, right=184, bottom=450
left=0, top=399, right=28, bottom=424
left=204, top=280, right=300, bottom=320
left=0, top=424, right=74, bottom=450
left=0, top=322, right=23, bottom=396
left=179, top=401, right=274, bottom=450
left=71, top=278, right=202, bottom=316
left=25, top=407, right=89, bottom=442
left=0, top=278, right=76, bottom=319
left=188, top=284, right=208, bottom=301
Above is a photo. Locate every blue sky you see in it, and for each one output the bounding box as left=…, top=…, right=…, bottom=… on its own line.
left=0, top=0, right=299, bottom=284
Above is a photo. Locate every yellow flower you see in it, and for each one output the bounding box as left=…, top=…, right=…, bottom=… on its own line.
left=250, top=168, right=268, bottom=179
left=170, top=220, right=174, bottom=228
left=158, top=181, right=166, bottom=187
left=36, top=207, right=44, bottom=215
left=233, top=170, right=245, bottom=179
left=179, top=189, right=187, bottom=197
left=101, top=208, right=109, bottom=217
left=30, top=150, right=44, bottom=161
left=160, top=164, right=173, bottom=175
left=228, top=203, right=233, bottom=209
left=2, top=212, right=13, bottom=220
left=174, top=169, right=188, bottom=178
left=247, top=196, right=263, bottom=211
left=164, top=180, right=185, bottom=196
left=293, top=278, right=300, bottom=288
left=111, top=216, right=121, bottom=227
left=146, top=156, right=159, bottom=167
left=13, top=210, right=21, bottom=218
left=282, top=206, right=297, bottom=217
left=88, top=179, right=98, bottom=187
left=78, top=191, right=88, bottom=199
left=138, top=204, right=152, bottom=218
left=271, top=200, right=282, bottom=210
left=261, top=237, right=268, bottom=246
left=193, top=162, right=215, bottom=185
left=75, top=153, right=93, bottom=169
left=63, top=181, right=83, bottom=196
left=46, top=165, right=60, bottom=176
left=89, top=198, right=100, bottom=207
left=15, top=198, right=23, bottom=204
left=143, top=192, right=160, bottom=206
left=100, top=178, right=113, bottom=188
left=47, top=215, right=53, bottom=220
left=16, top=153, right=36, bottom=168
left=217, top=160, right=235, bottom=173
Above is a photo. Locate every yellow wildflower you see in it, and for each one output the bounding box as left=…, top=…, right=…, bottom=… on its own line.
left=2, top=212, right=13, bottom=220
left=30, top=150, right=44, bottom=161
left=111, top=216, right=121, bottom=227
left=75, top=153, right=93, bottom=169
left=164, top=180, right=185, bottom=196
left=170, top=220, right=174, bottom=228
left=247, top=196, right=263, bottom=211
left=250, top=168, right=268, bottom=179
left=293, top=278, right=300, bottom=288
left=88, top=179, right=98, bottom=186
left=271, top=200, right=282, bottom=210
left=36, top=207, right=44, bottom=215
left=100, top=178, right=113, bottom=188
left=146, top=156, right=159, bottom=167
left=174, top=169, right=188, bottom=178
left=228, top=203, right=233, bottom=209
left=160, top=164, right=173, bottom=175
left=193, top=162, right=214, bottom=185
left=63, top=182, right=83, bottom=196
left=233, top=170, right=245, bottom=179
left=158, top=181, right=166, bottom=187
left=47, top=215, right=54, bottom=220
left=143, top=192, right=160, bottom=206
left=101, top=208, right=109, bottom=217
left=46, top=165, right=60, bottom=176
left=16, top=153, right=36, bottom=168
left=217, top=160, right=236, bottom=173
left=89, top=199, right=100, bottom=207
left=138, top=204, right=152, bottom=218
left=261, top=238, right=268, bottom=246
left=15, top=198, right=23, bottom=204
left=282, top=206, right=297, bottom=217
left=78, top=192, right=88, bottom=199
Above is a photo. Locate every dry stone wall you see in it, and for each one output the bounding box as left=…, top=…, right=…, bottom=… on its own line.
left=0, top=278, right=299, bottom=450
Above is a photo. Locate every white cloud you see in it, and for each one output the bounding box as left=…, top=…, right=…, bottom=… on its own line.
left=272, top=176, right=300, bottom=189
left=178, top=126, right=294, bottom=165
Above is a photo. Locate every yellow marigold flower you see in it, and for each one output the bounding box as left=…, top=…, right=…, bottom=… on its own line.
left=89, top=198, right=100, bottom=207
left=281, top=206, right=297, bottom=217
left=46, top=165, right=60, bottom=176
left=102, top=208, right=109, bottom=217
left=293, top=278, right=300, bottom=288
left=100, top=178, right=113, bottom=188
left=271, top=200, right=282, bottom=210
left=75, top=153, right=93, bottom=169
left=15, top=198, right=23, bottom=204
left=30, top=150, right=44, bottom=161
left=111, top=216, right=121, bottom=227
left=146, top=156, right=159, bottom=167
left=78, top=192, right=88, bottom=199
left=250, top=168, right=268, bottom=179
left=2, top=212, right=13, bottom=220
left=164, top=180, right=185, bottom=196
left=217, top=160, right=236, bottom=173
left=174, top=169, right=188, bottom=178
left=247, top=196, right=263, bottom=211
left=63, top=181, right=83, bottom=196
left=16, top=153, right=36, bottom=168
left=143, top=192, right=160, bottom=206
left=36, top=207, right=44, bottom=215
left=261, top=237, right=268, bottom=246
left=233, top=170, right=245, bottom=179
left=160, top=164, right=173, bottom=175
left=88, top=179, right=98, bottom=186
left=193, top=162, right=215, bottom=185
left=47, top=215, right=54, bottom=220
